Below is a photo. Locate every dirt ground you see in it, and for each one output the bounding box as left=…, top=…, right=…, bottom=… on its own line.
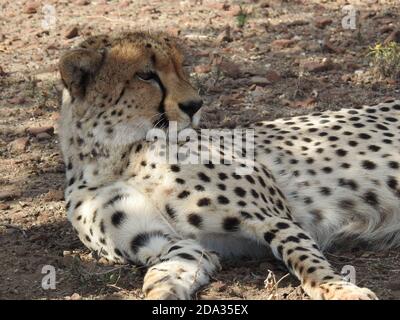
left=1, top=0, right=400, bottom=300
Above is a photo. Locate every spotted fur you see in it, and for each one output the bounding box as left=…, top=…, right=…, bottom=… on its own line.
left=59, top=32, right=400, bottom=300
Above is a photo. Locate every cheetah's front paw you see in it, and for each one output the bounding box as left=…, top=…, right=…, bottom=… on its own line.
left=143, top=266, right=191, bottom=300
left=143, top=259, right=214, bottom=300
left=319, top=281, right=378, bottom=300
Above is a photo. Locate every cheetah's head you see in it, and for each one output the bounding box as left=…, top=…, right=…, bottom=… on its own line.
left=59, top=32, right=202, bottom=145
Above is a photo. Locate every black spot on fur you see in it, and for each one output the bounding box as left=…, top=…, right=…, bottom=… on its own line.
left=276, top=222, right=290, bottom=229
left=111, top=211, right=126, bottom=227
left=131, top=231, right=166, bottom=254
left=165, top=205, right=176, bottom=219
left=187, top=213, right=202, bottom=228
left=223, top=217, right=240, bottom=232
left=217, top=195, right=230, bottom=204
left=177, top=253, right=196, bottom=261
left=197, top=198, right=211, bottom=207
left=264, top=232, right=275, bottom=244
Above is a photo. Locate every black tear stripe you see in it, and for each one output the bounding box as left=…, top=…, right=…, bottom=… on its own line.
left=153, top=73, right=168, bottom=128
left=114, top=87, right=125, bottom=105
left=130, top=230, right=166, bottom=254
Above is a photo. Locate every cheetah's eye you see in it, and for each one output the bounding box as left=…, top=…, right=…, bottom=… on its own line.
left=136, top=71, right=157, bottom=81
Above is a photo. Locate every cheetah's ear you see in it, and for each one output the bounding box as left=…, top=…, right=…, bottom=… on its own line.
left=59, top=48, right=105, bottom=99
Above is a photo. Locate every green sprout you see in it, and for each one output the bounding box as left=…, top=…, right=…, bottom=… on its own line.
left=368, top=41, right=400, bottom=79
left=236, top=6, right=248, bottom=29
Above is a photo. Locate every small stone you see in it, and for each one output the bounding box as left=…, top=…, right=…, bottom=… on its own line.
left=380, top=26, right=394, bottom=34
left=265, top=70, right=281, bottom=82
left=384, top=29, right=400, bottom=44
left=0, top=203, right=10, bottom=210
left=194, top=50, right=210, bottom=58
left=322, top=39, right=345, bottom=54
left=26, top=126, right=54, bottom=136
left=23, top=1, right=39, bottom=14
left=287, top=20, right=309, bottom=27
left=204, top=2, right=224, bottom=10
left=216, top=59, right=241, bottom=79
left=243, top=42, right=255, bottom=51
left=118, top=1, right=130, bottom=8
left=303, top=59, right=335, bottom=73
left=271, top=39, right=296, bottom=49
left=9, top=137, right=29, bottom=153
left=194, top=64, right=211, bottom=74
left=8, top=97, right=26, bottom=105
left=65, top=26, right=79, bottom=39
left=361, top=11, right=376, bottom=19
left=291, top=97, right=317, bottom=108
left=74, top=0, right=91, bottom=5
left=383, top=96, right=397, bottom=103
left=250, top=86, right=265, bottom=100
left=36, top=132, right=52, bottom=141
left=315, top=18, right=333, bottom=29
left=0, top=189, right=22, bottom=201
left=44, top=189, right=64, bottom=202
left=250, top=76, right=270, bottom=86
left=70, top=293, right=81, bottom=300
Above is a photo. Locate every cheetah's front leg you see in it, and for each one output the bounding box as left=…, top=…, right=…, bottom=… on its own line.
left=241, top=218, right=377, bottom=300
left=66, top=182, right=220, bottom=300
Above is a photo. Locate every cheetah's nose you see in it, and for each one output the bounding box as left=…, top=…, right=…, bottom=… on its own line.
left=178, top=100, right=203, bottom=119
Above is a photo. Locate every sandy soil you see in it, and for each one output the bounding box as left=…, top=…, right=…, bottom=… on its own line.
left=0, top=0, right=400, bottom=300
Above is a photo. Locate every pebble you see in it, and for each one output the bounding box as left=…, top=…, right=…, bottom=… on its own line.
left=250, top=76, right=270, bottom=86
left=9, top=137, right=29, bottom=153
left=303, top=59, right=335, bottom=73
left=0, top=190, right=22, bottom=201
left=70, top=293, right=81, bottom=300
left=315, top=18, right=333, bottom=29
left=8, top=97, right=26, bottom=105
left=216, top=59, right=241, bottom=79
left=44, top=189, right=64, bottom=202
left=23, top=1, right=39, bottom=14
left=194, top=64, right=211, bottom=74
left=74, top=0, right=91, bottom=5
left=0, top=203, right=11, bottom=210
left=26, top=126, right=54, bottom=136
left=65, top=26, right=79, bottom=39
left=384, top=29, right=400, bottom=44
left=265, top=70, right=281, bottom=83
left=36, top=132, right=52, bottom=141
left=270, top=39, right=296, bottom=48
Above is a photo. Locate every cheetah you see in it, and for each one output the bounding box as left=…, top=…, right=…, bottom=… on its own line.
left=59, top=31, right=400, bottom=300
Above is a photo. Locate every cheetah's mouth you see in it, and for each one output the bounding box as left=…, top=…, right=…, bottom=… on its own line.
left=153, top=114, right=195, bottom=131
